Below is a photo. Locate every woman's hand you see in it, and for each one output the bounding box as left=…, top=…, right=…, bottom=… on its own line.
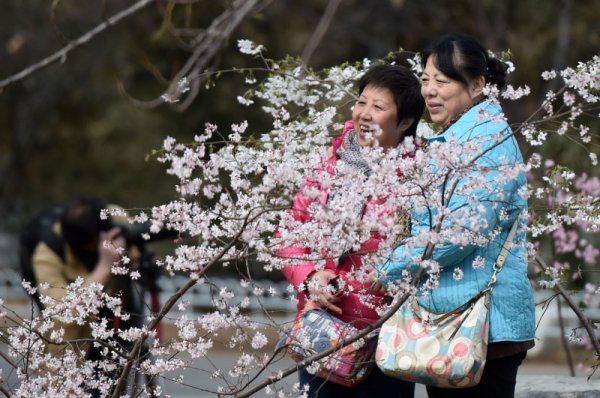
left=305, top=270, right=342, bottom=315
left=92, top=227, right=127, bottom=284
left=365, top=267, right=385, bottom=294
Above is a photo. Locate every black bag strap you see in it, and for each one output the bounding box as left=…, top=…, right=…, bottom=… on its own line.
left=19, top=206, right=66, bottom=309
left=22, top=206, right=66, bottom=260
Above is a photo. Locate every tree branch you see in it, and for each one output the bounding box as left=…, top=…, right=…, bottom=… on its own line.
left=0, top=383, right=11, bottom=398
left=535, top=253, right=600, bottom=357
left=543, top=0, right=573, bottom=95
left=236, top=219, right=450, bottom=397
left=0, top=0, right=156, bottom=90
left=120, top=0, right=273, bottom=109
left=301, top=0, right=342, bottom=65
left=235, top=266, right=427, bottom=398
left=236, top=127, right=527, bottom=396
left=111, top=206, right=272, bottom=397
left=557, top=298, right=576, bottom=376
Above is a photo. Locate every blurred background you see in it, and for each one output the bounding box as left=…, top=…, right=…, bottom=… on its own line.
left=1, top=0, right=599, bottom=290
left=1, top=1, right=600, bottom=395
left=1, top=0, right=599, bottom=235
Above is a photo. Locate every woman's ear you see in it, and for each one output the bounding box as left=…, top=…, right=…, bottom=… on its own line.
left=470, top=75, right=486, bottom=98
left=394, top=117, right=415, bottom=145
left=397, top=117, right=415, bottom=133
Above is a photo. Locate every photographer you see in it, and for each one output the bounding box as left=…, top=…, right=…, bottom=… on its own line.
left=19, top=196, right=143, bottom=357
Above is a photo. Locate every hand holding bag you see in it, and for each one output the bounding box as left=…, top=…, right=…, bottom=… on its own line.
left=281, top=301, right=377, bottom=387
left=376, top=221, right=518, bottom=388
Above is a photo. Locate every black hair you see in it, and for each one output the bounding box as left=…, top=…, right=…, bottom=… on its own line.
left=421, top=32, right=508, bottom=89
left=357, top=64, right=425, bottom=137
left=60, top=196, right=114, bottom=251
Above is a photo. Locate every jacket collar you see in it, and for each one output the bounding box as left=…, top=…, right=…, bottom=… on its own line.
left=427, top=100, right=502, bottom=144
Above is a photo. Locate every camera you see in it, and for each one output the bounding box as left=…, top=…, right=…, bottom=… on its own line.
left=328, top=276, right=343, bottom=295
left=109, top=223, right=178, bottom=290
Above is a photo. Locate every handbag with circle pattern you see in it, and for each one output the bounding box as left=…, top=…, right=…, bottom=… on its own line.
left=375, top=220, right=518, bottom=388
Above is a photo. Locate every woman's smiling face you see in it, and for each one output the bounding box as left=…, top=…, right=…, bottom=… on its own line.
left=352, top=85, right=402, bottom=149
left=420, top=56, right=482, bottom=127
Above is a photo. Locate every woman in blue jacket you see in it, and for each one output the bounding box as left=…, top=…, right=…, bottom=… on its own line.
left=377, top=33, right=535, bottom=398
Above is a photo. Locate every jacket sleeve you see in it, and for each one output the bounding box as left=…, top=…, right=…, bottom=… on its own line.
left=278, top=121, right=354, bottom=288
left=277, top=182, right=322, bottom=288
left=377, top=127, right=525, bottom=285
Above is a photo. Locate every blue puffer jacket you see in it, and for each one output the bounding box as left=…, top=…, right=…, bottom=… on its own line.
left=378, top=101, right=535, bottom=343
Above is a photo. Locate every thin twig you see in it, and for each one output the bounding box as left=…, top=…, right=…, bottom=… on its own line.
left=111, top=206, right=270, bottom=398
left=301, top=0, right=342, bottom=65
left=535, top=254, right=600, bottom=357
left=234, top=268, right=425, bottom=398
left=119, top=0, right=273, bottom=109
left=236, top=236, right=442, bottom=397
left=0, top=0, right=156, bottom=90
left=0, top=383, right=11, bottom=398
left=557, top=298, right=576, bottom=376
left=0, top=348, right=19, bottom=371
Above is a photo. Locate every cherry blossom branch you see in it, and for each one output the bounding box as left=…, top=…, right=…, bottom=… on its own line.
left=236, top=212, right=449, bottom=397
left=0, top=0, right=156, bottom=90
left=235, top=265, right=428, bottom=398
left=3, top=44, right=595, bottom=396
left=239, top=131, right=518, bottom=395
left=535, top=253, right=600, bottom=357
left=237, top=132, right=513, bottom=395
left=110, top=206, right=274, bottom=397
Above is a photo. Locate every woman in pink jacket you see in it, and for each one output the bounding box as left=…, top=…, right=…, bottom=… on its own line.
left=279, top=64, right=424, bottom=398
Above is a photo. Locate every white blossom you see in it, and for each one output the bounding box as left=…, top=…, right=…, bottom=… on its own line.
left=237, top=39, right=265, bottom=55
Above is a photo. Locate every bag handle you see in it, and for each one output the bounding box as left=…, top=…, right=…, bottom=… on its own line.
left=411, top=218, right=519, bottom=317
left=486, top=219, right=519, bottom=290
left=410, top=288, right=488, bottom=325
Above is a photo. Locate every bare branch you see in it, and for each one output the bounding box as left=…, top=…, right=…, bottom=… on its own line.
left=301, top=0, right=342, bottom=65
left=0, top=0, right=156, bottom=90
left=557, top=298, right=576, bottom=376
left=0, top=348, right=19, bottom=373
left=542, top=0, right=574, bottom=95
left=173, top=0, right=273, bottom=100
left=0, top=383, right=11, bottom=398
left=122, top=0, right=273, bottom=109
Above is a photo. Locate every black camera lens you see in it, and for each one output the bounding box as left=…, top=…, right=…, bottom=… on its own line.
left=328, top=277, right=341, bottom=294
